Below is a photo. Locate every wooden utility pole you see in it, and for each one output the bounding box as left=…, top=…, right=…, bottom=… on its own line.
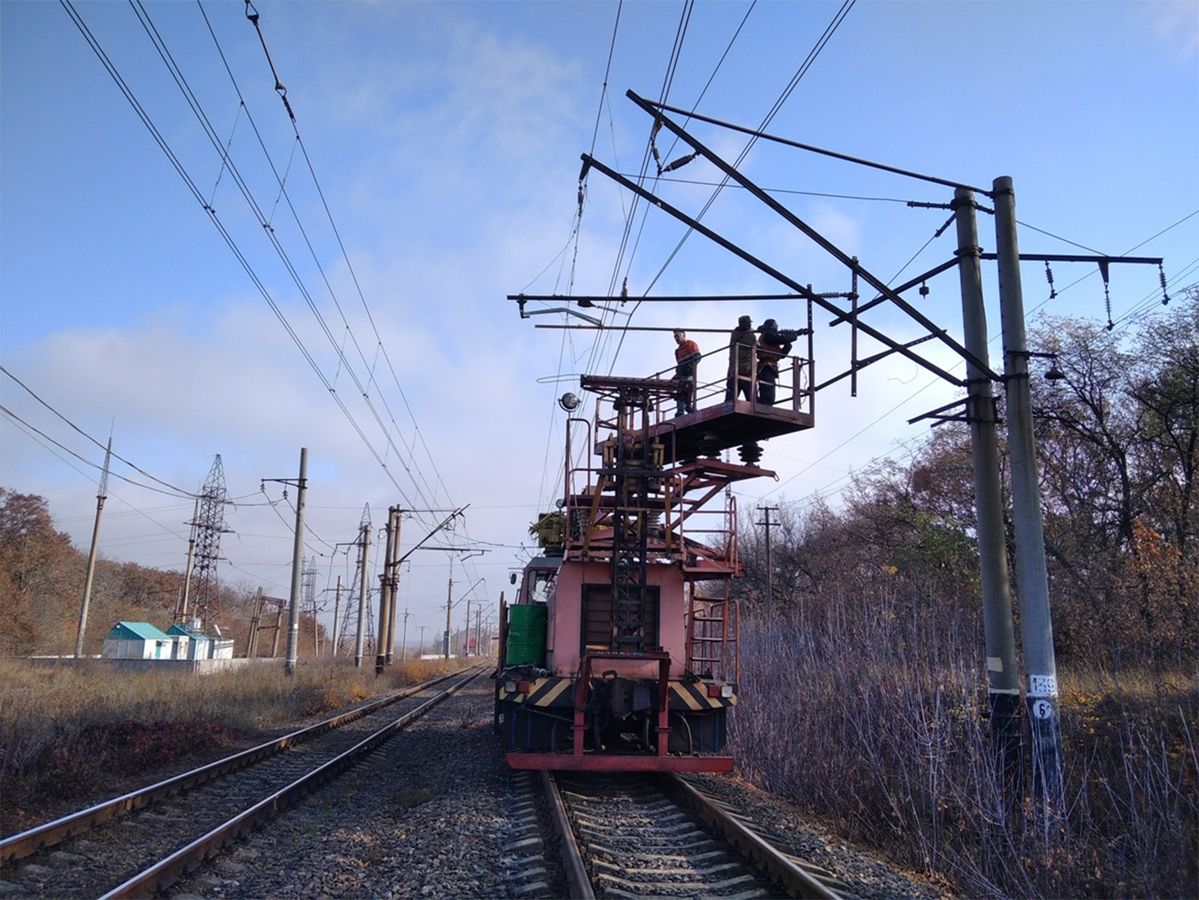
left=75, top=437, right=112, bottom=658
left=178, top=497, right=198, bottom=623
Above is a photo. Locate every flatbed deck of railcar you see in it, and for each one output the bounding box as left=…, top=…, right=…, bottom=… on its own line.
left=597, top=398, right=814, bottom=465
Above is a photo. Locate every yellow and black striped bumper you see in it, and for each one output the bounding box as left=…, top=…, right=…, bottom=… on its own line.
left=498, top=676, right=737, bottom=709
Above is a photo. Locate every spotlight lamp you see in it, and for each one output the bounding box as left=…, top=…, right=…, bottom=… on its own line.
left=1021, top=350, right=1066, bottom=382
left=558, top=392, right=581, bottom=412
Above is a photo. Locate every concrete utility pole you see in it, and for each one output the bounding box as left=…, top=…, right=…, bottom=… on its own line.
left=444, top=569, right=453, bottom=659
left=464, top=596, right=472, bottom=657
left=331, top=576, right=342, bottom=656
left=271, top=601, right=283, bottom=658
left=354, top=522, right=371, bottom=668
left=376, top=510, right=395, bottom=674
left=284, top=448, right=308, bottom=676
left=75, top=437, right=112, bottom=658
left=417, top=624, right=429, bottom=657
left=400, top=607, right=411, bottom=661
left=756, top=505, right=779, bottom=619
left=993, top=175, right=1065, bottom=814
left=386, top=508, right=402, bottom=664
left=954, top=188, right=1023, bottom=799
left=312, top=570, right=320, bottom=658
left=247, top=587, right=264, bottom=657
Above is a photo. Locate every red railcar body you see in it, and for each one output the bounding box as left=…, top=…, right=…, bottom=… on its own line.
left=496, top=362, right=813, bottom=772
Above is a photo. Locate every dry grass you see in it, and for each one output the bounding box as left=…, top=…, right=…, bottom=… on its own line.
left=0, top=656, right=465, bottom=830
left=730, top=593, right=1198, bottom=898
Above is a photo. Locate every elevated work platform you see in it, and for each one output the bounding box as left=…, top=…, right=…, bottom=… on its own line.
left=647, top=398, right=814, bottom=464
left=583, top=358, right=815, bottom=465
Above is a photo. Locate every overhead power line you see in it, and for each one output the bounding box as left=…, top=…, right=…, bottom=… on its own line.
left=1, top=364, right=199, bottom=498
left=0, top=403, right=192, bottom=499
left=229, top=0, right=454, bottom=526
left=132, top=0, right=439, bottom=515
left=58, top=0, right=444, bottom=521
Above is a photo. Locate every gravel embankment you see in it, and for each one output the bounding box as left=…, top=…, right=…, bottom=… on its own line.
left=687, top=773, right=944, bottom=900
left=162, top=676, right=941, bottom=899
left=167, top=674, right=564, bottom=899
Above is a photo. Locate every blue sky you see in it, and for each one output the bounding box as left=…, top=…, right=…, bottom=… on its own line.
left=2, top=0, right=1197, bottom=647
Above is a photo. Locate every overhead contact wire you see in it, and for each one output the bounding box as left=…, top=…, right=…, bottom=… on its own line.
left=226, top=0, right=451, bottom=523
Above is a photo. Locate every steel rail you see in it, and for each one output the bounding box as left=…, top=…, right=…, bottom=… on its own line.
left=667, top=774, right=843, bottom=899
left=102, top=667, right=485, bottom=899
left=0, top=669, right=462, bottom=863
left=542, top=772, right=595, bottom=900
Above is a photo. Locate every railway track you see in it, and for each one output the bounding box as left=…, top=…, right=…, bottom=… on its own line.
left=543, top=772, right=848, bottom=899
left=0, top=667, right=483, bottom=898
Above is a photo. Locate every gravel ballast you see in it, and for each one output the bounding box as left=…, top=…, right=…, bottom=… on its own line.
left=165, top=674, right=941, bottom=898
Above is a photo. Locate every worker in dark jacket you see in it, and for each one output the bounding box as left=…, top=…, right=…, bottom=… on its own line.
left=672, top=329, right=701, bottom=416
left=756, top=318, right=793, bottom=405
left=724, top=315, right=756, bottom=402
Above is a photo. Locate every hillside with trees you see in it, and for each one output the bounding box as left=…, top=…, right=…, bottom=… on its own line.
left=728, top=290, right=1197, bottom=897
left=731, top=289, right=1198, bottom=667
left=0, top=490, right=322, bottom=658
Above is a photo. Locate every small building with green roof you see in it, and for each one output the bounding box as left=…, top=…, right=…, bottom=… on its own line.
left=101, top=621, right=177, bottom=660
left=166, top=622, right=211, bottom=660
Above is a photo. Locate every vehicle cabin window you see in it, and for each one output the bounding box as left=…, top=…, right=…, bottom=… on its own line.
left=580, top=584, right=659, bottom=651
left=527, top=570, right=556, bottom=605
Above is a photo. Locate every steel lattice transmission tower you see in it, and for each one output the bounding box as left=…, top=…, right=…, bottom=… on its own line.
left=340, top=504, right=375, bottom=660
left=189, top=454, right=230, bottom=628
left=302, top=556, right=318, bottom=654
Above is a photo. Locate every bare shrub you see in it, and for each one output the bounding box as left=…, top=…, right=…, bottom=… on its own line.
left=730, top=602, right=1198, bottom=897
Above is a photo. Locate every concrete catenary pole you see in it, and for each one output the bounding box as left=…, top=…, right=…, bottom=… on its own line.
left=331, top=576, right=342, bottom=656
left=444, top=563, right=453, bottom=659
left=376, top=511, right=395, bottom=674
left=284, top=447, right=308, bottom=676
left=757, top=505, right=778, bottom=619
left=400, top=607, right=411, bottom=661
left=465, top=596, right=472, bottom=657
left=954, top=188, right=1023, bottom=799
left=75, top=437, right=112, bottom=658
left=247, top=586, right=264, bottom=657
left=354, top=522, right=371, bottom=668
left=386, top=507, right=402, bottom=664
left=993, top=176, right=1065, bottom=814
left=271, top=601, right=283, bottom=657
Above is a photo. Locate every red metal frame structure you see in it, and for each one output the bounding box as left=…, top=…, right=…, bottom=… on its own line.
left=498, top=352, right=813, bottom=772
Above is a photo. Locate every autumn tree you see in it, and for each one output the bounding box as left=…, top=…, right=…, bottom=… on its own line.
left=0, top=489, right=81, bottom=655
left=1030, top=288, right=1198, bottom=665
